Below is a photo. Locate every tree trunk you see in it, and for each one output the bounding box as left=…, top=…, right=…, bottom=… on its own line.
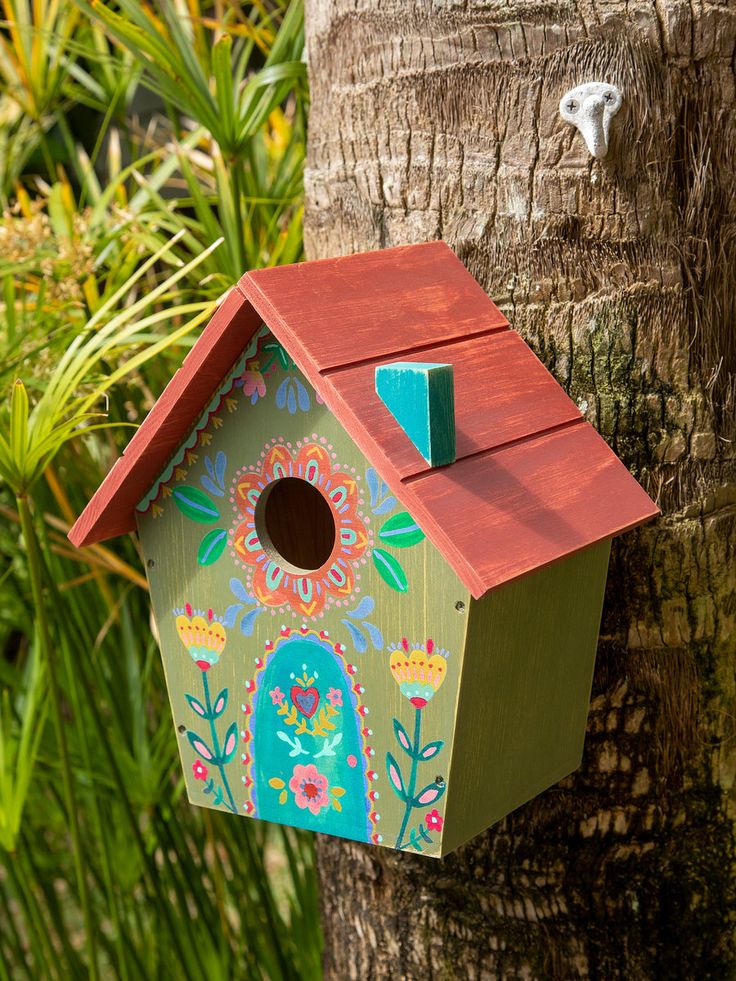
left=303, top=3, right=736, bottom=978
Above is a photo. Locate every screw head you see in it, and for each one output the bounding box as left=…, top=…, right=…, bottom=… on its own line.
left=147, top=558, right=155, bottom=569
left=177, top=724, right=186, bottom=734
left=603, top=90, right=615, bottom=103
left=566, top=99, right=578, bottom=112
left=455, top=600, right=465, bottom=613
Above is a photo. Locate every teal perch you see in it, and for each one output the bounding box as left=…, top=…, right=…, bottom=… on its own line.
left=375, top=362, right=456, bottom=467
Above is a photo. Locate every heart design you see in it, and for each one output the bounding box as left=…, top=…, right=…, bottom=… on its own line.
left=291, top=685, right=320, bottom=719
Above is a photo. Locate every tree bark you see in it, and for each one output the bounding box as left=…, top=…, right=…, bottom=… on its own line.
left=303, top=2, right=736, bottom=978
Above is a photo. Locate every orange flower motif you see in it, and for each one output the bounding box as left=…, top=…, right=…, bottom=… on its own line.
left=230, top=440, right=370, bottom=617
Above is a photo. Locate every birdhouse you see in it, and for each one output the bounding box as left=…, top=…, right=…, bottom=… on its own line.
left=69, top=242, right=658, bottom=857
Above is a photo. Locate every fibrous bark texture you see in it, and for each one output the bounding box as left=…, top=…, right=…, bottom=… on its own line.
left=304, top=2, right=736, bottom=978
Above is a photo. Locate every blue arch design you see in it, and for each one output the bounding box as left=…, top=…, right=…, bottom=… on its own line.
left=251, top=634, right=371, bottom=842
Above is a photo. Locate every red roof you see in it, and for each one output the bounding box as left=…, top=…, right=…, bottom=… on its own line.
left=69, top=241, right=659, bottom=597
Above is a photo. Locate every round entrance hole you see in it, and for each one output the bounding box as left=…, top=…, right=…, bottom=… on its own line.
left=256, top=477, right=336, bottom=572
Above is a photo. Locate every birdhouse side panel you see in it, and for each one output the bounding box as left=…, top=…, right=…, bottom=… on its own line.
left=441, top=539, right=612, bottom=855
left=137, top=326, right=469, bottom=857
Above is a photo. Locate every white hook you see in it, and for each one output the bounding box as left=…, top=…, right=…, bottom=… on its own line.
left=559, top=82, right=622, bottom=159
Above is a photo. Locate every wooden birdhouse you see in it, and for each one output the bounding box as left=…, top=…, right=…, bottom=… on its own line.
left=69, top=242, right=658, bottom=858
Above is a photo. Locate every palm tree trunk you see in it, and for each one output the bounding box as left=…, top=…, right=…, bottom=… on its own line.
left=303, top=2, right=736, bottom=978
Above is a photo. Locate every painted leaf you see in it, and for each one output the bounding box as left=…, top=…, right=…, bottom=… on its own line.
left=200, top=475, right=224, bottom=498
left=331, top=798, right=343, bottom=813
left=215, top=450, right=227, bottom=488
left=186, top=731, right=214, bottom=762
left=366, top=467, right=379, bottom=507
left=240, top=606, right=264, bottom=636
left=223, top=603, right=242, bottom=628
left=275, top=376, right=289, bottom=409
left=221, top=722, right=238, bottom=763
left=331, top=787, right=346, bottom=797
left=363, top=621, right=384, bottom=650
left=213, top=786, right=224, bottom=806
left=185, top=694, right=207, bottom=717
left=347, top=596, right=375, bottom=620
left=342, top=618, right=367, bottom=653
left=420, top=740, right=444, bottom=761
left=296, top=379, right=310, bottom=411
left=386, top=752, right=406, bottom=799
left=173, top=486, right=220, bottom=523
left=373, top=495, right=397, bottom=515
left=413, top=782, right=447, bottom=807
left=372, top=548, right=408, bottom=593
left=378, top=511, right=426, bottom=548
left=269, top=777, right=285, bottom=790
left=197, top=528, right=227, bottom=566
left=212, top=689, right=228, bottom=718
left=279, top=790, right=288, bottom=805
left=230, top=577, right=255, bottom=603
left=393, top=718, right=413, bottom=756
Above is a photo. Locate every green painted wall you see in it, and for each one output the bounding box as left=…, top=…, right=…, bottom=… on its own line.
left=442, top=540, right=612, bottom=856
left=138, top=327, right=469, bottom=857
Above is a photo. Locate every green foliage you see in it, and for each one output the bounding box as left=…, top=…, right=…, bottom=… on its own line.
left=0, top=2, right=319, bottom=978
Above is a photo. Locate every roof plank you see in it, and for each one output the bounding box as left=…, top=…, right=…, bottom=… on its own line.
left=401, top=422, right=660, bottom=596
left=324, top=330, right=584, bottom=478
left=68, top=288, right=262, bottom=546
left=240, top=241, right=508, bottom=373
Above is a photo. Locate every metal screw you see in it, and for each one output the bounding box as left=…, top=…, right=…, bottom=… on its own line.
left=566, top=99, right=578, bottom=112
left=147, top=559, right=155, bottom=569
left=435, top=776, right=445, bottom=787
left=603, top=90, right=615, bottom=103
left=455, top=600, right=465, bottom=613
left=177, top=724, right=186, bottom=734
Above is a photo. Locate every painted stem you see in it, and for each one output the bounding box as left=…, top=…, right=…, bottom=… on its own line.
left=395, top=707, right=423, bottom=850
left=16, top=495, right=99, bottom=980
left=201, top=671, right=237, bottom=814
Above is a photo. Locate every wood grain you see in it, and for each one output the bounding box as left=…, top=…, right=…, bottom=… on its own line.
left=239, top=240, right=509, bottom=373
left=402, top=422, right=660, bottom=596
left=442, top=539, right=611, bottom=855
left=328, top=329, right=584, bottom=478
left=68, top=288, right=262, bottom=546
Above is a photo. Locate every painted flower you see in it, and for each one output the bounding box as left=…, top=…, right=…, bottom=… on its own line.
left=192, top=760, right=209, bottom=782
left=269, top=687, right=285, bottom=705
left=389, top=638, right=447, bottom=709
left=242, top=367, right=266, bottom=404
left=425, top=808, right=444, bottom=832
left=231, top=441, right=370, bottom=617
left=289, top=763, right=330, bottom=815
left=175, top=604, right=226, bottom=671
left=326, top=687, right=343, bottom=708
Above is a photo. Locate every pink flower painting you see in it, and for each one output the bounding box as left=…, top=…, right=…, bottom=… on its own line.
left=289, top=763, right=330, bottom=816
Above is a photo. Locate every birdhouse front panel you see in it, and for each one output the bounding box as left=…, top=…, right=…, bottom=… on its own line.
left=137, top=325, right=469, bottom=857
